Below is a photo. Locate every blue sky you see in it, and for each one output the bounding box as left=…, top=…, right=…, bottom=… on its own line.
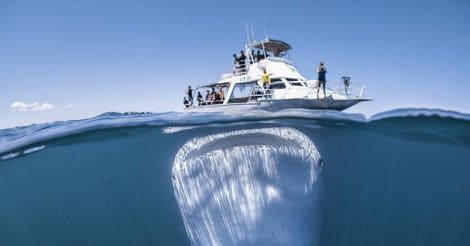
left=1, top=0, right=469, bottom=128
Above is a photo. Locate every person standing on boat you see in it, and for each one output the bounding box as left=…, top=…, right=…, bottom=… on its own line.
left=317, top=62, right=327, bottom=99
left=187, top=86, right=193, bottom=105
left=262, top=68, right=271, bottom=87
left=257, top=50, right=263, bottom=61
left=238, top=50, right=246, bottom=73
left=233, top=54, right=239, bottom=74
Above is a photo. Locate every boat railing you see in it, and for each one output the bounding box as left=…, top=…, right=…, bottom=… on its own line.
left=196, top=99, right=225, bottom=106
left=249, top=86, right=296, bottom=100
left=303, top=81, right=366, bottom=99
left=251, top=85, right=310, bottom=100
left=328, top=82, right=366, bottom=98
left=249, top=81, right=367, bottom=101
left=249, top=86, right=268, bottom=100
left=232, top=68, right=248, bottom=76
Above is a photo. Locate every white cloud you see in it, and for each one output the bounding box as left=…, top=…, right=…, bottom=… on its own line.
left=63, top=104, right=77, bottom=109
left=10, top=101, right=54, bottom=112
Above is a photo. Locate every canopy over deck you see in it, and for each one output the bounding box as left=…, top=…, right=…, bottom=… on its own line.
left=251, top=38, right=292, bottom=56
left=196, top=81, right=230, bottom=89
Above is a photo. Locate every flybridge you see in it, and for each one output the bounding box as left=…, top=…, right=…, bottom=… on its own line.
left=232, top=38, right=292, bottom=74
left=243, top=22, right=291, bottom=57
left=250, top=38, right=292, bottom=57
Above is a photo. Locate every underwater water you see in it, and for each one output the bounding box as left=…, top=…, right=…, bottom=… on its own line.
left=0, top=108, right=469, bottom=245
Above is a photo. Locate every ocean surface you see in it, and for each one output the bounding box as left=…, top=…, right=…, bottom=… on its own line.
left=0, top=108, right=469, bottom=245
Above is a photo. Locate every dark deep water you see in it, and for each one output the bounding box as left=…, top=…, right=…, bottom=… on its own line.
left=0, top=109, right=469, bottom=245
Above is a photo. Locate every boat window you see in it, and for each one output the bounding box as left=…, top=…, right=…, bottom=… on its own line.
left=228, top=81, right=257, bottom=103
left=289, top=82, right=303, bottom=87
left=270, top=78, right=283, bottom=83
left=268, top=83, right=286, bottom=90
left=286, top=78, right=299, bottom=81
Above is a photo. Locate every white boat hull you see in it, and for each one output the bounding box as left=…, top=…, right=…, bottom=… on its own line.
left=184, top=98, right=371, bottom=113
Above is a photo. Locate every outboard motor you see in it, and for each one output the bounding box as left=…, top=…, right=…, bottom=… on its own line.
left=341, top=76, right=351, bottom=95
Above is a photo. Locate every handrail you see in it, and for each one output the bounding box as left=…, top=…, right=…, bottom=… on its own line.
left=304, top=81, right=367, bottom=98
left=328, top=82, right=366, bottom=98
left=255, top=81, right=367, bottom=100
left=196, top=97, right=225, bottom=106
left=248, top=85, right=265, bottom=100
left=232, top=67, right=248, bottom=76
left=190, top=80, right=368, bottom=108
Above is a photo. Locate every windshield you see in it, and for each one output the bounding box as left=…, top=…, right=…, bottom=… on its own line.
left=228, top=81, right=257, bottom=103
left=268, top=83, right=286, bottom=90
left=289, top=82, right=304, bottom=87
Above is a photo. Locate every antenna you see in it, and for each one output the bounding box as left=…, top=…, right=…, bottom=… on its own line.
left=263, top=27, right=268, bottom=39
left=244, top=21, right=251, bottom=45
left=249, top=22, right=256, bottom=43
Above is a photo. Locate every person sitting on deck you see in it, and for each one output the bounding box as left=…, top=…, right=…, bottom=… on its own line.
left=197, top=91, right=203, bottom=106
left=214, top=90, right=221, bottom=104
left=210, top=88, right=217, bottom=104
left=218, top=87, right=225, bottom=102
left=205, top=90, right=211, bottom=104
left=183, top=97, right=190, bottom=108
left=262, top=68, right=271, bottom=87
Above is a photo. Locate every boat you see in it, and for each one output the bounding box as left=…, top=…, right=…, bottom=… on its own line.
left=184, top=37, right=372, bottom=112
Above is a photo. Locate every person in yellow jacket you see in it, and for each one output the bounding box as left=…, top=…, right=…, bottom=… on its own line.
left=262, top=68, right=271, bottom=87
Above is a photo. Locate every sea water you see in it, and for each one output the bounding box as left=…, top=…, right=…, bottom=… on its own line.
left=0, top=108, right=469, bottom=245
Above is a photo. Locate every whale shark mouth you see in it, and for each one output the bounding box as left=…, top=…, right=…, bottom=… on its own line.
left=172, top=127, right=322, bottom=245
